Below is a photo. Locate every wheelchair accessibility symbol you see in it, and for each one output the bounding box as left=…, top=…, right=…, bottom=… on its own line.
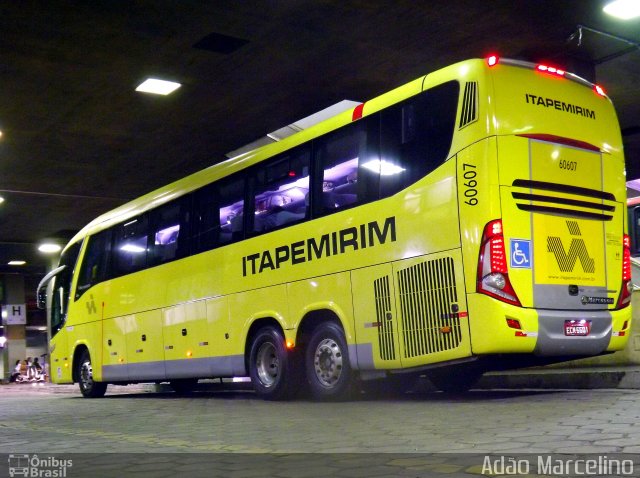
left=510, top=239, right=531, bottom=269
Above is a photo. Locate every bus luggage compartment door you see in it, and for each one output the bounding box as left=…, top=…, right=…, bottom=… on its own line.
left=351, top=264, right=402, bottom=370
left=352, top=251, right=472, bottom=371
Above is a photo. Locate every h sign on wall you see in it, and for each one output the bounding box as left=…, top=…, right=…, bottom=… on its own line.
left=2, top=304, right=27, bottom=325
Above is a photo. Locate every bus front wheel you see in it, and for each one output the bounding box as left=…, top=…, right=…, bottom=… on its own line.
left=305, top=322, right=353, bottom=400
left=249, top=326, right=297, bottom=400
left=77, top=350, right=107, bottom=398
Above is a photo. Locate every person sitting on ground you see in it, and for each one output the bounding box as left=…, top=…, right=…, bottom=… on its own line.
left=32, top=357, right=43, bottom=381
left=9, top=360, right=21, bottom=382
left=26, top=357, right=34, bottom=380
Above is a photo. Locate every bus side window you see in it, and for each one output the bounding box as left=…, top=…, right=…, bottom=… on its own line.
left=379, top=81, right=459, bottom=199
left=148, top=197, right=190, bottom=267
left=632, top=206, right=640, bottom=257
left=252, top=147, right=310, bottom=234
left=51, top=242, right=81, bottom=336
left=113, top=215, right=149, bottom=277
left=315, top=121, right=377, bottom=215
left=193, top=175, right=245, bottom=253
left=75, top=229, right=112, bottom=299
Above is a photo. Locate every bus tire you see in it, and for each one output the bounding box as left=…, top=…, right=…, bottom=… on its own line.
left=249, top=326, right=297, bottom=400
left=77, top=349, right=107, bottom=398
left=305, top=322, right=353, bottom=401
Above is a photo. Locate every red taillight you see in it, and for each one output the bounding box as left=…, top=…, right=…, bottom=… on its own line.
left=594, top=84, right=607, bottom=97
left=623, top=234, right=631, bottom=281
left=477, top=219, right=521, bottom=306
left=506, top=318, right=521, bottom=330
left=487, top=55, right=499, bottom=67
left=617, top=234, right=632, bottom=308
left=536, top=64, right=565, bottom=77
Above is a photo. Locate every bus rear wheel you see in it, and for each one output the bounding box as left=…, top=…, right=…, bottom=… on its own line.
left=249, top=326, right=297, bottom=400
left=305, top=322, right=353, bottom=400
left=77, top=350, right=107, bottom=398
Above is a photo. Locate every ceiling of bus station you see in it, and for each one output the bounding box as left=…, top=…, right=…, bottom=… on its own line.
left=1, top=0, right=639, bottom=276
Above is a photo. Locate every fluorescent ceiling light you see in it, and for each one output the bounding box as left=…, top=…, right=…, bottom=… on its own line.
left=603, top=0, right=640, bottom=19
left=8, top=260, right=26, bottom=266
left=120, top=244, right=146, bottom=253
left=38, top=243, right=62, bottom=253
left=135, top=78, right=181, bottom=95
left=362, top=159, right=406, bottom=176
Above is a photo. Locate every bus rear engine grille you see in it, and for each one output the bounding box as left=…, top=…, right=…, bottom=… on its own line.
left=511, top=179, right=616, bottom=221
left=373, top=276, right=396, bottom=361
left=396, top=257, right=462, bottom=359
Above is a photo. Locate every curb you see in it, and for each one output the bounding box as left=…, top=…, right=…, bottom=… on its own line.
left=476, top=367, right=640, bottom=390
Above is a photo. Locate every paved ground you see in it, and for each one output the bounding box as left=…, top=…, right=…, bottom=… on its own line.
left=0, top=382, right=639, bottom=477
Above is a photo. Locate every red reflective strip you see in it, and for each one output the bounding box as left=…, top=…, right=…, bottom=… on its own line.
left=352, top=103, right=365, bottom=121
left=517, top=133, right=601, bottom=152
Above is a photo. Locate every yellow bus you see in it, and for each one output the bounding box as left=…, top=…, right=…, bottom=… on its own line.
left=38, top=55, right=632, bottom=399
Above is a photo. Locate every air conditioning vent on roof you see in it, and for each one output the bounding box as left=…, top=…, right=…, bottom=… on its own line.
left=459, top=81, right=478, bottom=129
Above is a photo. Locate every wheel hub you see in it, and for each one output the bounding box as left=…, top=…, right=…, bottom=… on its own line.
left=314, top=338, right=343, bottom=387
left=256, top=342, right=279, bottom=387
left=80, top=361, right=94, bottom=389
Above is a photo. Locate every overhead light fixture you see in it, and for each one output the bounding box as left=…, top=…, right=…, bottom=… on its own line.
left=603, top=0, right=640, bottom=19
left=38, top=243, right=62, bottom=254
left=8, top=260, right=26, bottom=266
left=120, top=244, right=146, bottom=253
left=135, top=78, right=181, bottom=95
left=362, top=159, right=406, bottom=176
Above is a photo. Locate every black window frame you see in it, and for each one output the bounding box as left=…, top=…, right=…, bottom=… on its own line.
left=75, top=228, right=113, bottom=300
left=249, top=144, right=312, bottom=235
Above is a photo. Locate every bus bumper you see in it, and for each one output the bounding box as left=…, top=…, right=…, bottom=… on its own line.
left=467, top=293, right=632, bottom=356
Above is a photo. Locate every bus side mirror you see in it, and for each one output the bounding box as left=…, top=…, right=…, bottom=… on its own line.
left=36, top=265, right=67, bottom=309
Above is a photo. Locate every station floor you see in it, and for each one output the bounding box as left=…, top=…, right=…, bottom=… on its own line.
left=0, top=380, right=639, bottom=477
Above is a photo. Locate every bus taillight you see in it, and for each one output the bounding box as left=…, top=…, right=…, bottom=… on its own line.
left=477, top=219, right=521, bottom=306
left=617, top=234, right=632, bottom=309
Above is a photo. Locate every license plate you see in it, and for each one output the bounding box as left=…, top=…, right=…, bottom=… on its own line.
left=564, top=320, right=592, bottom=336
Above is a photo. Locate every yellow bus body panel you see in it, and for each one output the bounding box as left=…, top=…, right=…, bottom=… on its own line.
left=50, top=58, right=632, bottom=387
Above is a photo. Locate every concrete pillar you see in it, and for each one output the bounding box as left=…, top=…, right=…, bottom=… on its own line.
left=1, top=274, right=27, bottom=381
